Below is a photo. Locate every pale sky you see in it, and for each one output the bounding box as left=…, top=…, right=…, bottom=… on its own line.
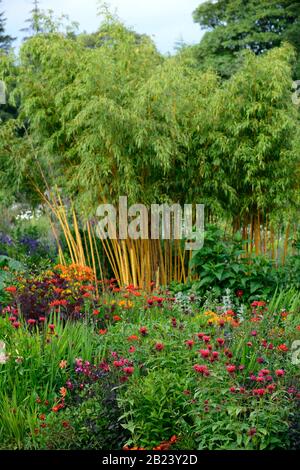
left=2, top=0, right=205, bottom=54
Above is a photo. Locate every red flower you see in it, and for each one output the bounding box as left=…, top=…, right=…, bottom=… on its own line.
left=93, top=309, right=100, bottom=316
left=129, top=346, right=136, bottom=353
left=8, top=316, right=17, bottom=322
left=203, top=335, right=211, bottom=343
left=185, top=339, right=195, bottom=349
left=50, top=299, right=68, bottom=307
left=256, top=376, right=265, bottom=383
left=259, top=369, right=270, bottom=376
left=216, top=338, right=225, bottom=347
left=248, top=428, right=257, bottom=437
left=193, top=364, right=210, bottom=376
left=123, top=366, right=134, bottom=375
left=236, top=289, right=243, bottom=298
left=277, top=344, right=289, bottom=352
left=39, top=414, right=46, bottom=421
left=257, top=357, right=265, bottom=364
left=230, top=386, right=236, bottom=393
left=251, top=300, right=266, bottom=308
left=247, top=341, right=253, bottom=347
left=62, top=421, right=70, bottom=428
left=212, top=351, right=219, bottom=360
left=253, top=388, right=266, bottom=396
left=155, top=342, right=164, bottom=351
left=139, top=326, right=148, bottom=336
left=49, top=324, right=55, bottom=331
left=113, top=315, right=122, bottom=322
left=39, top=316, right=46, bottom=322
left=275, top=369, right=285, bottom=377
left=27, top=319, right=36, bottom=325
left=199, top=349, right=210, bottom=358
left=226, top=310, right=235, bottom=316
left=267, top=384, right=276, bottom=392
left=113, top=360, right=123, bottom=368
left=5, top=286, right=17, bottom=293
left=99, top=329, right=107, bottom=335
left=226, top=365, right=236, bottom=374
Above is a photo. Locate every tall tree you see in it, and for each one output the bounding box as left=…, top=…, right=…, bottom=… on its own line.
left=0, top=0, right=14, bottom=52
left=21, top=0, right=43, bottom=40
left=193, top=0, right=300, bottom=78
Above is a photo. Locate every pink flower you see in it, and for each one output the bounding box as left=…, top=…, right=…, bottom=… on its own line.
left=253, top=388, right=266, bottom=396
left=216, top=338, right=225, bottom=347
left=129, top=346, right=136, bottom=353
left=203, top=335, right=211, bottom=343
left=226, top=365, right=236, bottom=374
left=251, top=330, right=257, bottom=337
left=185, top=340, right=195, bottom=349
left=275, top=369, right=285, bottom=377
left=28, top=319, right=36, bottom=325
left=12, top=321, right=20, bottom=329
left=199, top=349, right=210, bottom=359
left=256, top=376, right=265, bottom=383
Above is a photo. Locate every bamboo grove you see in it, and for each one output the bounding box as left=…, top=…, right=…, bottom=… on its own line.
left=0, top=15, right=300, bottom=286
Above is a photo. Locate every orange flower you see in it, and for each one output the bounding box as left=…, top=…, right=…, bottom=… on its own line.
left=99, top=329, right=107, bottom=335
left=60, top=387, right=67, bottom=398
left=59, top=360, right=67, bottom=369
left=113, top=315, right=122, bottom=321
left=127, top=335, right=139, bottom=342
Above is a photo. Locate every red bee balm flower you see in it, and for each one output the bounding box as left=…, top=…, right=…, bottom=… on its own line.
left=185, top=340, right=195, bottom=349
left=199, top=349, right=210, bottom=358
left=28, top=319, right=36, bottom=325
left=123, top=367, right=134, bottom=375
left=253, top=388, right=266, bottom=396
left=193, top=364, right=210, bottom=376
left=139, top=327, right=148, bottom=336
left=226, top=365, right=236, bottom=374
left=277, top=344, right=288, bottom=352
left=216, top=338, right=225, bottom=346
left=155, top=343, right=164, bottom=351
left=275, top=369, right=285, bottom=377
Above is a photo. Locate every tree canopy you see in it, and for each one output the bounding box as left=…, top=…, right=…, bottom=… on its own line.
left=193, top=0, right=300, bottom=78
